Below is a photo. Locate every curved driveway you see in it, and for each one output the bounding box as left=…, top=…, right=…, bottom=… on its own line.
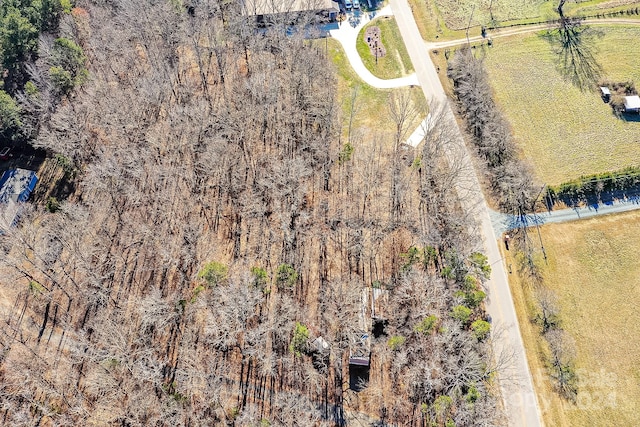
left=329, top=6, right=420, bottom=88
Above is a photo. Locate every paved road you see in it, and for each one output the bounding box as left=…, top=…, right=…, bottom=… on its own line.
left=329, top=7, right=420, bottom=89
left=491, top=197, right=640, bottom=235
left=387, top=1, right=544, bottom=425
left=328, top=8, right=639, bottom=425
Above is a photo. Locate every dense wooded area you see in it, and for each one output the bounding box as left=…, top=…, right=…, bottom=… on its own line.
left=0, top=1, right=504, bottom=425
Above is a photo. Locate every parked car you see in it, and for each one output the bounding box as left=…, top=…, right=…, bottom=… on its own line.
left=344, top=0, right=353, bottom=9
left=0, top=147, right=10, bottom=160
left=353, top=0, right=360, bottom=8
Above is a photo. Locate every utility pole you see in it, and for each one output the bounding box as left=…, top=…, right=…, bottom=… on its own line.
left=531, top=185, right=548, bottom=264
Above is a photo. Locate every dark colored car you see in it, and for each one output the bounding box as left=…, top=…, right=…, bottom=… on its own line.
left=0, top=147, right=10, bottom=160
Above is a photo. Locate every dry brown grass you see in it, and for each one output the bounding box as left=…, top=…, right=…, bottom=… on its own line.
left=483, top=26, right=640, bottom=185
left=505, top=210, right=640, bottom=426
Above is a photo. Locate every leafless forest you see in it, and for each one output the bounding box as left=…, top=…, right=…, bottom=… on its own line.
left=0, top=1, right=504, bottom=425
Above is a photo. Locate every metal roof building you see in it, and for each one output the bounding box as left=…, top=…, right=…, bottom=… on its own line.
left=242, top=0, right=339, bottom=20
left=0, top=168, right=38, bottom=228
left=624, top=95, right=640, bottom=113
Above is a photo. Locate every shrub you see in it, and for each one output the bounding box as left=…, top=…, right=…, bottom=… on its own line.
left=190, top=284, right=206, bottom=303
left=55, top=153, right=75, bottom=177
left=546, top=165, right=640, bottom=207
left=250, top=266, right=268, bottom=291
left=401, top=246, right=420, bottom=270
left=338, top=142, right=354, bottom=164
left=276, top=263, right=298, bottom=289
left=451, top=305, right=472, bottom=324
left=289, top=322, right=309, bottom=356
left=465, top=290, right=486, bottom=308
left=466, top=383, right=480, bottom=403
left=24, top=81, right=39, bottom=97
left=198, top=261, right=228, bottom=287
left=28, top=281, right=46, bottom=296
left=471, top=319, right=491, bottom=340
left=414, top=315, right=438, bottom=335
left=46, top=197, right=60, bottom=213
left=387, top=335, right=405, bottom=350
left=434, top=395, right=453, bottom=420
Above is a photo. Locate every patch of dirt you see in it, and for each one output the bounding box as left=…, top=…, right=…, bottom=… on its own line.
left=364, top=26, right=385, bottom=59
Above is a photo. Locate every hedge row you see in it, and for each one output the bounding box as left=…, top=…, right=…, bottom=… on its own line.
left=546, top=166, right=640, bottom=207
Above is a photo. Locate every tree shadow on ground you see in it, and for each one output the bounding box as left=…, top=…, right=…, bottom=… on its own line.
left=541, top=13, right=603, bottom=91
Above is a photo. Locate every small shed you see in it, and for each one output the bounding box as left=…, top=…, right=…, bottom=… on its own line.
left=348, top=354, right=370, bottom=391
left=600, top=86, right=611, bottom=102
left=348, top=333, right=371, bottom=391
left=624, top=95, right=640, bottom=113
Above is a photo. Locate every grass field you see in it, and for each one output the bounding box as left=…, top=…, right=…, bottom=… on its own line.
left=505, top=210, right=640, bottom=426
left=432, top=0, right=548, bottom=30
left=410, top=0, right=640, bottom=39
left=356, top=16, right=415, bottom=79
left=407, top=0, right=465, bottom=40
left=482, top=26, right=640, bottom=185
left=325, top=38, right=426, bottom=142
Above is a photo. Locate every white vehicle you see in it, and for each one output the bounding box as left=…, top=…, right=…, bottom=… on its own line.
left=344, top=0, right=353, bottom=9
left=353, top=0, right=360, bottom=8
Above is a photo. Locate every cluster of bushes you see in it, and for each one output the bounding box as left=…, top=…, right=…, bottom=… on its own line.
left=589, top=8, right=640, bottom=19
left=402, top=246, right=493, bottom=340
left=448, top=48, right=538, bottom=214
left=546, top=166, right=640, bottom=207
left=481, top=7, right=640, bottom=33
left=604, top=80, right=638, bottom=115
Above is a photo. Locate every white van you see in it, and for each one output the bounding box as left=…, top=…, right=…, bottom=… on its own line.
left=353, top=0, right=360, bottom=8
left=344, top=0, right=353, bottom=9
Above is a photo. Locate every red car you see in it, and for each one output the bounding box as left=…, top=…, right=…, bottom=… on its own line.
left=0, top=147, right=10, bottom=160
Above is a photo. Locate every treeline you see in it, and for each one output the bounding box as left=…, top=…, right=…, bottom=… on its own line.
left=547, top=166, right=640, bottom=207
left=447, top=47, right=579, bottom=402
left=0, top=1, right=503, bottom=426
left=447, top=47, right=538, bottom=217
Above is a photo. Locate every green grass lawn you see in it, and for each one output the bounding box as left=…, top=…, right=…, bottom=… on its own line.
left=324, top=38, right=426, bottom=142
left=507, top=211, right=640, bottom=426
left=356, top=16, right=415, bottom=79
left=482, top=26, right=640, bottom=185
